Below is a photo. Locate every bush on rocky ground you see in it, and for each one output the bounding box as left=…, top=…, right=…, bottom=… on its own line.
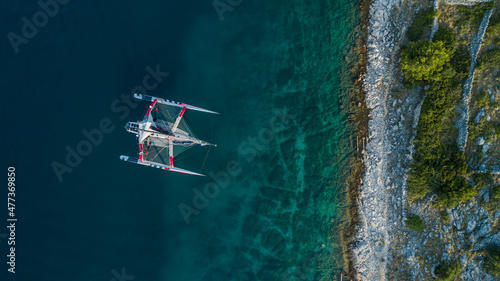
left=449, top=46, right=470, bottom=80
left=488, top=12, right=500, bottom=36
left=433, top=27, right=471, bottom=82
left=477, top=48, right=500, bottom=70
left=474, top=89, right=492, bottom=108
left=484, top=245, right=500, bottom=277
left=401, top=40, right=451, bottom=84
left=407, top=8, right=440, bottom=42
left=473, top=172, right=493, bottom=189
left=405, top=27, right=476, bottom=208
left=405, top=214, right=424, bottom=232
left=440, top=210, right=449, bottom=222
left=433, top=27, right=457, bottom=50
left=434, top=260, right=461, bottom=281
left=492, top=185, right=500, bottom=200
left=407, top=80, right=475, bottom=208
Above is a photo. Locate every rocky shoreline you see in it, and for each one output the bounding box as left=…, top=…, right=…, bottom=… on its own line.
left=349, top=0, right=500, bottom=279
left=349, top=0, right=418, bottom=278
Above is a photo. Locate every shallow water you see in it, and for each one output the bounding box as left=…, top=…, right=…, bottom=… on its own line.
left=1, top=0, right=360, bottom=280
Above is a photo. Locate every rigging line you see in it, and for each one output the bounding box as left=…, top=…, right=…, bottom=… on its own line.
left=157, top=105, right=174, bottom=122
left=182, top=114, right=198, bottom=139
left=200, top=117, right=215, bottom=173
left=200, top=145, right=211, bottom=173
left=150, top=145, right=168, bottom=162
left=173, top=144, right=196, bottom=158
left=174, top=146, right=204, bottom=162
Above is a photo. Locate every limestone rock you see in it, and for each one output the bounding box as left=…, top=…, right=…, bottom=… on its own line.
left=460, top=254, right=468, bottom=267
left=478, top=223, right=492, bottom=238
left=475, top=107, right=485, bottom=124
left=466, top=217, right=476, bottom=233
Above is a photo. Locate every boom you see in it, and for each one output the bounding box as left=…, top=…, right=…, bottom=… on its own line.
left=134, top=93, right=219, bottom=114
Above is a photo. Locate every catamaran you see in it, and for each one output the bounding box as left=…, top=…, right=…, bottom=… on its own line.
left=120, top=93, right=218, bottom=176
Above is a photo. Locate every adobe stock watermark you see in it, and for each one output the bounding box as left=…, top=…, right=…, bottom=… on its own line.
left=178, top=107, right=295, bottom=224
left=213, top=0, right=243, bottom=22
left=51, top=64, right=169, bottom=182
left=7, top=0, right=72, bottom=54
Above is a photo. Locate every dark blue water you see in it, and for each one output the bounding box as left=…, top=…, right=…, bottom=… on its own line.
left=1, top=0, right=360, bottom=280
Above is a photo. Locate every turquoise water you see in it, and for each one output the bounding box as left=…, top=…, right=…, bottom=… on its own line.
left=1, top=0, right=359, bottom=280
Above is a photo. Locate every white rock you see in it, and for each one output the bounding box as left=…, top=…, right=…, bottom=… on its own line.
left=461, top=255, right=468, bottom=267
left=483, top=142, right=491, bottom=154
left=484, top=190, right=490, bottom=203
left=478, top=223, right=492, bottom=238
left=466, top=218, right=477, bottom=233
left=475, top=107, right=486, bottom=124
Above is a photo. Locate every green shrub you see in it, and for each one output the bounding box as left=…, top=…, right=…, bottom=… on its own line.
left=485, top=245, right=500, bottom=277
left=488, top=13, right=500, bottom=36
left=473, top=172, right=493, bottom=189
left=450, top=47, right=471, bottom=80
left=433, top=152, right=474, bottom=209
left=401, top=40, right=451, bottom=84
left=440, top=210, right=449, bottom=222
left=408, top=81, right=474, bottom=207
left=407, top=167, right=432, bottom=199
left=477, top=48, right=500, bottom=70
left=405, top=214, right=424, bottom=232
left=406, top=28, right=476, bottom=207
left=492, top=185, right=500, bottom=200
left=474, top=90, right=491, bottom=107
left=434, top=261, right=461, bottom=281
left=433, top=27, right=457, bottom=50
left=407, top=8, right=440, bottom=41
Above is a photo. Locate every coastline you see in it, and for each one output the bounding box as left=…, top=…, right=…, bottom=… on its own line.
left=345, top=0, right=425, bottom=279
left=346, top=0, right=500, bottom=279
left=341, top=0, right=369, bottom=279
left=350, top=0, right=397, bottom=276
